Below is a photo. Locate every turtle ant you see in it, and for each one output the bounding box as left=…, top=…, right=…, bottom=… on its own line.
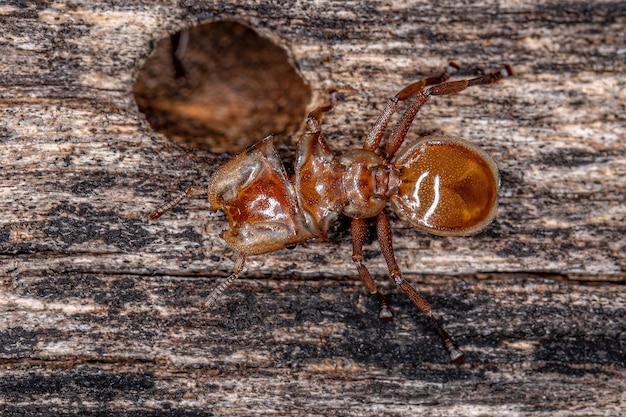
left=149, top=62, right=513, bottom=363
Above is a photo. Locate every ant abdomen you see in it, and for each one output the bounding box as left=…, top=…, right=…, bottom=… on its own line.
left=390, top=134, right=500, bottom=237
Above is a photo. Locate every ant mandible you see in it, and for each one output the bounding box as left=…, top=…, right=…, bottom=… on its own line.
left=149, top=62, right=513, bottom=363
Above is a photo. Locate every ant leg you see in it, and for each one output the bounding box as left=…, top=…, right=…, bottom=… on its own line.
left=351, top=218, right=393, bottom=322
left=201, top=253, right=245, bottom=311
left=375, top=211, right=465, bottom=363
left=306, top=90, right=337, bottom=134
left=363, top=62, right=459, bottom=152
left=384, top=65, right=513, bottom=160
left=148, top=186, right=207, bottom=220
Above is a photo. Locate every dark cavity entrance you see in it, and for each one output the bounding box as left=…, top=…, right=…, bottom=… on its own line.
left=133, top=20, right=311, bottom=153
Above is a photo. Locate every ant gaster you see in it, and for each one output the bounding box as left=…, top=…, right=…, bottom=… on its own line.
left=149, top=62, right=513, bottom=363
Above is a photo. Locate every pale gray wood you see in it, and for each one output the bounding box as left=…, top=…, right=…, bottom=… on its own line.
left=0, top=1, right=624, bottom=416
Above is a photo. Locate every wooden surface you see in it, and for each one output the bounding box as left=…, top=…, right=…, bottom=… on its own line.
left=1, top=1, right=624, bottom=416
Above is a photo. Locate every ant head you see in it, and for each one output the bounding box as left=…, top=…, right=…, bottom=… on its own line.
left=389, top=135, right=500, bottom=236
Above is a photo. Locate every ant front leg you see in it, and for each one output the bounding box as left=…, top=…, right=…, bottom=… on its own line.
left=306, top=90, right=337, bottom=134
left=375, top=212, right=465, bottom=363
left=351, top=218, right=393, bottom=322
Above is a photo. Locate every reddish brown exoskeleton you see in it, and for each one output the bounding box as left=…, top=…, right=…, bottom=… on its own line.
left=149, top=62, right=513, bottom=363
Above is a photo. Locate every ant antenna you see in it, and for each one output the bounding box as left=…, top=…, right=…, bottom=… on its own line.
left=200, top=254, right=246, bottom=310
left=148, top=186, right=207, bottom=221
left=147, top=188, right=246, bottom=311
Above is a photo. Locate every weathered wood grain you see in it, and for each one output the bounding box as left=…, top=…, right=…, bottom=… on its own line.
left=1, top=0, right=624, bottom=416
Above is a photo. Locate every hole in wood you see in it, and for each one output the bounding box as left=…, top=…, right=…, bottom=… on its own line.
left=133, top=20, right=311, bottom=153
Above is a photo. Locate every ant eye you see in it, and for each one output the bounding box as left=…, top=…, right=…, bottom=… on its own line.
left=390, top=135, right=500, bottom=236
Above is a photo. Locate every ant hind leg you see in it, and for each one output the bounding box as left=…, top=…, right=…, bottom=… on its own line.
left=375, top=212, right=465, bottom=363
left=363, top=62, right=460, bottom=152
left=385, top=64, right=513, bottom=159
left=351, top=218, right=393, bottom=322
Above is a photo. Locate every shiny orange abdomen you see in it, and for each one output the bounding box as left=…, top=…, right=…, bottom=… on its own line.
left=390, top=135, right=500, bottom=236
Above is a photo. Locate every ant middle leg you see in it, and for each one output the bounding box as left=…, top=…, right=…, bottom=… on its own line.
left=351, top=218, right=393, bottom=322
